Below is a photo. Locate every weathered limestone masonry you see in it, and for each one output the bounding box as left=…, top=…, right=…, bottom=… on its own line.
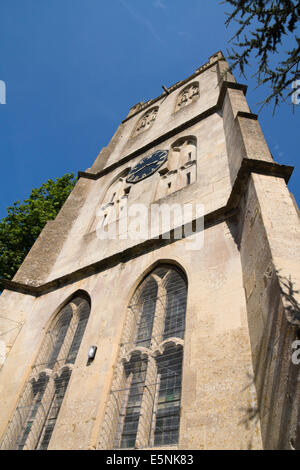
left=0, top=51, right=299, bottom=450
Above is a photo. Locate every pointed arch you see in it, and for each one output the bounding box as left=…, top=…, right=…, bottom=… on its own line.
left=89, top=168, right=132, bottom=234
left=102, top=167, right=131, bottom=206
left=0, top=292, right=91, bottom=450
left=175, top=81, right=199, bottom=112
left=98, top=263, right=187, bottom=449
left=127, top=260, right=188, bottom=302
left=42, top=290, right=91, bottom=334
left=132, top=106, right=159, bottom=137
left=155, top=135, right=197, bottom=200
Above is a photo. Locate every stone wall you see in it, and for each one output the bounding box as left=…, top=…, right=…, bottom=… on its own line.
left=238, top=174, right=300, bottom=449
left=0, top=51, right=299, bottom=450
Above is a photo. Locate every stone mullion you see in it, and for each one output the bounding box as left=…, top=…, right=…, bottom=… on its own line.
left=123, top=306, right=139, bottom=351
left=98, top=360, right=127, bottom=449
left=98, top=294, right=145, bottom=450
left=150, top=278, right=167, bottom=348
left=35, top=368, right=71, bottom=450
left=34, top=333, right=54, bottom=375
left=54, top=304, right=79, bottom=369
left=149, top=371, right=161, bottom=447
left=134, top=275, right=169, bottom=448
left=135, top=355, right=157, bottom=449
left=22, top=374, right=55, bottom=450
left=0, top=380, right=34, bottom=450
left=1, top=307, right=75, bottom=451
left=114, top=371, right=133, bottom=448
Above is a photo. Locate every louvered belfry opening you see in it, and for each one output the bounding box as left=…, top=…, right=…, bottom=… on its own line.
left=98, top=264, right=187, bottom=449
left=1, top=295, right=90, bottom=450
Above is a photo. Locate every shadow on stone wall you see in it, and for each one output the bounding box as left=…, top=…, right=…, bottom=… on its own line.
left=241, top=271, right=300, bottom=450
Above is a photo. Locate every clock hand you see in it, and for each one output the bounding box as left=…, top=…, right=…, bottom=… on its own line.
left=129, top=161, right=148, bottom=175
left=128, top=151, right=167, bottom=176
left=144, top=157, right=166, bottom=167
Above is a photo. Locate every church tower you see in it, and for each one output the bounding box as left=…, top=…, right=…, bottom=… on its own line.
left=1, top=51, right=300, bottom=450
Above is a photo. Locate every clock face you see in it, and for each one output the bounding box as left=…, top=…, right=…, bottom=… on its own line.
left=126, top=150, right=168, bottom=184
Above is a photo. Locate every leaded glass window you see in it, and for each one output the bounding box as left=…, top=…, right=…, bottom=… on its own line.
left=99, top=265, right=187, bottom=450
left=1, top=294, right=90, bottom=450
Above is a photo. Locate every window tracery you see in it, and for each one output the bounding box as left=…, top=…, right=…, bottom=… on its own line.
left=0, top=295, right=90, bottom=450
left=98, top=265, right=187, bottom=449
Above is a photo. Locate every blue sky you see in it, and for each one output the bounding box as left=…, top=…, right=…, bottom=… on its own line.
left=0, top=0, right=299, bottom=219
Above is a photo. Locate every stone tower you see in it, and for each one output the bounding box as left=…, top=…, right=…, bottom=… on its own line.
left=0, top=51, right=300, bottom=450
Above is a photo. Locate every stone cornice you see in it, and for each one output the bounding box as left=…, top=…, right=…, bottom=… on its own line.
left=78, top=81, right=248, bottom=182
left=1, top=158, right=293, bottom=297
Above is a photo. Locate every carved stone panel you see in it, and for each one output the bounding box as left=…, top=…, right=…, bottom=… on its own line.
left=133, top=107, right=159, bottom=137
left=175, top=82, right=199, bottom=112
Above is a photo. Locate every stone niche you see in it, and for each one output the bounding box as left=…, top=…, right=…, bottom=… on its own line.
left=132, top=107, right=159, bottom=138
left=175, top=82, right=199, bottom=113
left=155, top=135, right=197, bottom=200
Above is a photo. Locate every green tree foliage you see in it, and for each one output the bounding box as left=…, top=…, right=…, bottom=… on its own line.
left=0, top=173, right=77, bottom=282
left=223, top=0, right=300, bottom=111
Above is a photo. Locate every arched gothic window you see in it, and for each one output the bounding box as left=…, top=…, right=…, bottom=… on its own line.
left=90, top=168, right=132, bottom=234
left=175, top=82, right=199, bottom=112
left=155, top=136, right=197, bottom=200
left=133, top=107, right=159, bottom=137
left=98, top=265, right=187, bottom=449
left=0, top=294, right=91, bottom=450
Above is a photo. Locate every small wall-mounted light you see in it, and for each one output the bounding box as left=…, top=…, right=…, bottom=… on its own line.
left=87, top=345, right=97, bottom=365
